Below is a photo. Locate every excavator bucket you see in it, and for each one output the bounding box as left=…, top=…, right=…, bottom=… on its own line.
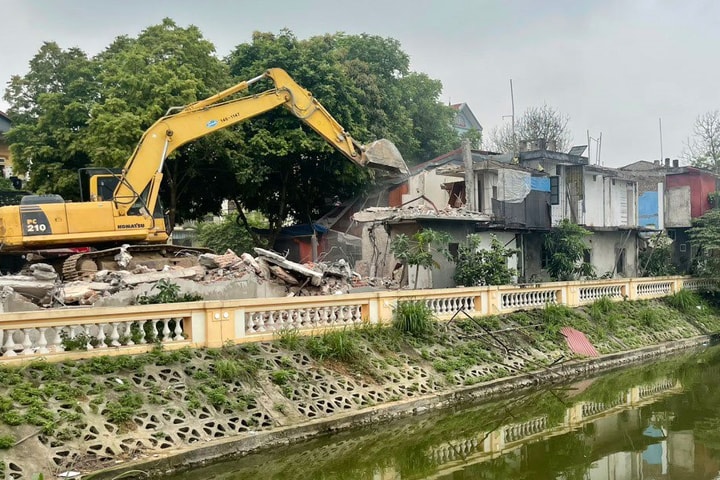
left=362, top=139, right=409, bottom=176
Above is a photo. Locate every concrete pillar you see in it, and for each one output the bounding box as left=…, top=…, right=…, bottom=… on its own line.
left=462, top=139, right=476, bottom=211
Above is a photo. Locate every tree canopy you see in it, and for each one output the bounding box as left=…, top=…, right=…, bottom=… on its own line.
left=3, top=22, right=460, bottom=238
left=684, top=110, right=720, bottom=174
left=489, top=104, right=571, bottom=154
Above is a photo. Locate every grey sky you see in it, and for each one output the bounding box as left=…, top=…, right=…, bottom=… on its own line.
left=1, top=0, right=718, bottom=167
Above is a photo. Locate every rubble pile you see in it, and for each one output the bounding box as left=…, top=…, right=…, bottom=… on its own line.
left=352, top=204, right=490, bottom=223
left=0, top=248, right=365, bottom=311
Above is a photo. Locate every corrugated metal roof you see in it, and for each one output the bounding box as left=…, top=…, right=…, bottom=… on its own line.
left=560, top=327, right=599, bottom=357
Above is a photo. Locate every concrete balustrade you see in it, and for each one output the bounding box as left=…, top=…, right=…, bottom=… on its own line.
left=0, top=275, right=714, bottom=364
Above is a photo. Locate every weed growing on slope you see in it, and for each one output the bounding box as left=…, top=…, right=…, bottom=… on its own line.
left=306, top=329, right=361, bottom=363
left=666, top=289, right=702, bottom=313
left=393, top=301, right=436, bottom=337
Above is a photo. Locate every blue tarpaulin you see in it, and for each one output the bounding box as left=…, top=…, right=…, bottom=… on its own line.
left=530, top=177, right=551, bottom=192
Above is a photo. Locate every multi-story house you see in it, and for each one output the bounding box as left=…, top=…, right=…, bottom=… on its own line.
left=517, top=147, right=640, bottom=279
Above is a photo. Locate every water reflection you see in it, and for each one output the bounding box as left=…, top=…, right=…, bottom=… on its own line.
left=172, top=345, right=720, bottom=480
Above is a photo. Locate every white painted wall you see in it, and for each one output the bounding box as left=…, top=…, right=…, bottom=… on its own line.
left=585, top=230, right=638, bottom=277
left=665, top=186, right=692, bottom=228
left=403, top=170, right=455, bottom=208
left=582, top=174, right=637, bottom=228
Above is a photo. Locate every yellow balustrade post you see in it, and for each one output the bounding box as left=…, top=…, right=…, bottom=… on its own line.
left=566, top=403, right=584, bottom=426
left=488, top=287, right=501, bottom=315
left=205, top=305, right=236, bottom=348
left=377, top=292, right=397, bottom=325
left=628, top=387, right=641, bottom=405
left=485, top=429, right=505, bottom=453
left=562, top=283, right=577, bottom=307
left=626, top=278, right=637, bottom=300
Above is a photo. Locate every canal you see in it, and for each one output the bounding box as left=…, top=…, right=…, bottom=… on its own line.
left=172, top=344, right=720, bottom=479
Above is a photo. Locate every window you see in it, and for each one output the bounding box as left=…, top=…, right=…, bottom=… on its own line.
left=555, top=165, right=562, bottom=175
left=541, top=243, right=551, bottom=269
left=583, top=249, right=591, bottom=263
left=449, top=243, right=459, bottom=261
left=550, top=176, right=560, bottom=205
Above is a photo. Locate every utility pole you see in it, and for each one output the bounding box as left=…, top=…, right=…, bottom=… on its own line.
left=510, top=79, right=516, bottom=155
left=659, top=118, right=664, bottom=165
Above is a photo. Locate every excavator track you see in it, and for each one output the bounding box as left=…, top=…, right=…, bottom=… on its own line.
left=61, top=244, right=213, bottom=282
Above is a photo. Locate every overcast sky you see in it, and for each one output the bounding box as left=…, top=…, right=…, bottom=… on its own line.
left=1, top=0, right=718, bottom=167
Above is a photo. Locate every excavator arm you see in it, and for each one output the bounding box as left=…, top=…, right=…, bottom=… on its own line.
left=113, top=68, right=408, bottom=216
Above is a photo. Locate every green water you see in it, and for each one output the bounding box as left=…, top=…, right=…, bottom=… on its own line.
left=172, top=345, right=720, bottom=479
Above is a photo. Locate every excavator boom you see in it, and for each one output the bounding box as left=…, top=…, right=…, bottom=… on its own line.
left=114, top=68, right=408, bottom=216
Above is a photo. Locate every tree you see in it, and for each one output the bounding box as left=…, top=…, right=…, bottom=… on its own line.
left=489, top=104, right=571, bottom=154
left=226, top=30, right=461, bottom=244
left=639, top=233, right=676, bottom=277
left=683, top=110, right=720, bottom=173
left=544, top=220, right=594, bottom=281
left=3, top=20, right=243, bottom=225
left=195, top=212, right=268, bottom=254
left=453, top=234, right=518, bottom=286
left=86, top=18, right=240, bottom=226
left=689, top=208, right=720, bottom=276
left=390, top=229, right=451, bottom=289
left=3, top=42, right=98, bottom=199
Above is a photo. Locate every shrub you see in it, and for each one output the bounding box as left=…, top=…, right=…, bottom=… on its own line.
left=453, top=234, right=518, bottom=286
left=306, top=329, right=361, bottom=362
left=639, top=309, right=662, bottom=328
left=666, top=289, right=701, bottom=313
left=137, top=279, right=202, bottom=304
left=589, top=297, right=615, bottom=320
left=393, top=301, right=435, bottom=337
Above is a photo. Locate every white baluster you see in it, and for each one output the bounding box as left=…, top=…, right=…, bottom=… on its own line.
left=49, top=326, right=63, bottom=352
left=161, top=318, right=171, bottom=342
left=173, top=318, right=184, bottom=341
left=3, top=329, right=17, bottom=357
left=109, top=323, right=121, bottom=346
left=150, top=319, right=159, bottom=341
left=82, top=325, right=94, bottom=350
left=21, top=328, right=34, bottom=355
left=96, top=324, right=107, bottom=349
left=37, top=327, right=49, bottom=354
left=125, top=323, right=135, bottom=346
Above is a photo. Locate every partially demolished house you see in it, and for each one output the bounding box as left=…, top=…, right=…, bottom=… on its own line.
left=517, top=148, right=641, bottom=279
left=350, top=147, right=552, bottom=288
left=344, top=142, right=645, bottom=289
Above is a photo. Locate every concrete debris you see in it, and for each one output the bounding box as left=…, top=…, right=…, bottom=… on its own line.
left=0, top=247, right=381, bottom=312
left=353, top=204, right=490, bottom=223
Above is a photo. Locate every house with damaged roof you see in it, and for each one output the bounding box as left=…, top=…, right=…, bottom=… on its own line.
left=349, top=145, right=552, bottom=288
left=343, top=141, right=645, bottom=288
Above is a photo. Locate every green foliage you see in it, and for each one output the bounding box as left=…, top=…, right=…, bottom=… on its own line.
left=213, top=358, right=254, bottom=383
left=689, top=208, right=720, bottom=276
left=639, top=233, right=676, bottom=277
left=105, top=392, right=144, bottom=424
left=453, top=234, right=518, bottom=286
left=393, top=301, right=436, bottom=337
left=666, top=289, right=702, bottom=313
left=306, top=329, right=361, bottom=363
left=542, top=304, right=576, bottom=338
left=390, top=229, right=452, bottom=288
left=639, top=309, right=662, bottom=328
left=227, top=30, right=460, bottom=245
left=0, top=435, right=15, bottom=449
left=588, top=297, right=615, bottom=320
left=137, top=279, right=202, bottom=304
left=275, top=328, right=302, bottom=350
left=3, top=42, right=98, bottom=199
left=544, top=220, right=594, bottom=281
left=196, top=212, right=267, bottom=253
left=270, top=370, right=294, bottom=386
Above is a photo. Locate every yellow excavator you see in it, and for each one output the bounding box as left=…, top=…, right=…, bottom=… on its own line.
left=0, top=68, right=408, bottom=279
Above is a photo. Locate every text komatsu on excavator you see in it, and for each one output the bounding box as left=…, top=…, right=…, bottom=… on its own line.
left=0, top=68, right=408, bottom=279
